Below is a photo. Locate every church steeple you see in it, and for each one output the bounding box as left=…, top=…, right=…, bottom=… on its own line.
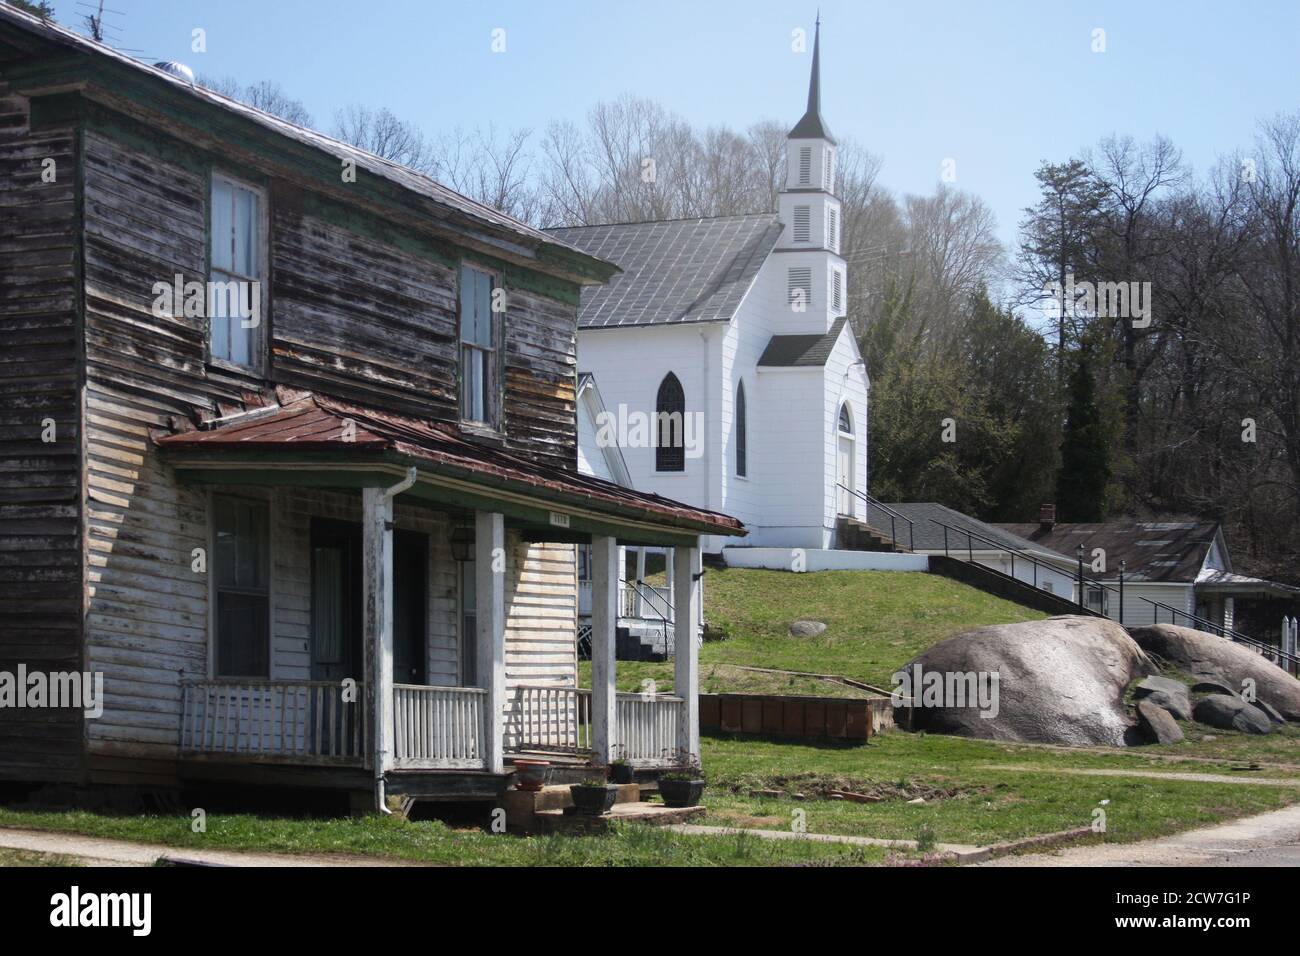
left=788, top=15, right=835, bottom=145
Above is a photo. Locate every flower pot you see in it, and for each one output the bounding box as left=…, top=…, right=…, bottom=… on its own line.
left=659, top=778, right=705, bottom=808
left=512, top=759, right=549, bottom=792
left=570, top=783, right=618, bottom=816
left=609, top=763, right=636, bottom=785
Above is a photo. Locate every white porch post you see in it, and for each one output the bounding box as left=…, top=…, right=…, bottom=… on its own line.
left=672, top=541, right=701, bottom=764
left=590, top=534, right=619, bottom=767
left=475, top=511, right=506, bottom=774
left=363, top=487, right=395, bottom=800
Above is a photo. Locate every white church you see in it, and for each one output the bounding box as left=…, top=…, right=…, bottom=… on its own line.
left=552, top=21, right=869, bottom=555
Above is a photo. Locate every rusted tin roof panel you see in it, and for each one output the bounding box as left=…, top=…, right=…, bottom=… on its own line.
left=157, top=394, right=745, bottom=536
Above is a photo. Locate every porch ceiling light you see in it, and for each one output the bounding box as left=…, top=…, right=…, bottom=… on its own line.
left=450, top=525, right=474, bottom=563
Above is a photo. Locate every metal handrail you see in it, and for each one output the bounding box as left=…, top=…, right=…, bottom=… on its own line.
left=836, top=483, right=915, bottom=551
left=927, top=517, right=1300, bottom=672
left=629, top=578, right=673, bottom=626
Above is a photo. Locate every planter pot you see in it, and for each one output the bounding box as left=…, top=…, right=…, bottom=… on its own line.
left=570, top=783, right=618, bottom=816
left=659, top=778, right=705, bottom=808
left=512, top=759, right=550, bottom=792
left=609, top=763, right=636, bottom=785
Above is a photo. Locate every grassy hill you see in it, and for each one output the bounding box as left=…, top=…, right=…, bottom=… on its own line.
left=582, top=566, right=1047, bottom=695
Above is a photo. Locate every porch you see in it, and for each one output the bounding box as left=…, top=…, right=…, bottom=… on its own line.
left=178, top=680, right=688, bottom=770
left=157, top=392, right=743, bottom=806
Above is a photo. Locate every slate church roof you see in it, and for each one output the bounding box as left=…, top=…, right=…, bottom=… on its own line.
left=546, top=214, right=783, bottom=329
left=757, top=317, right=849, bottom=368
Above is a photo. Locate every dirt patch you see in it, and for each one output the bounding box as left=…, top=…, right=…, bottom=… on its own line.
left=723, top=771, right=990, bottom=803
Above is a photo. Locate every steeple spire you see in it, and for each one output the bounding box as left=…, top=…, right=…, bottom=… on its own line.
left=788, top=14, right=835, bottom=144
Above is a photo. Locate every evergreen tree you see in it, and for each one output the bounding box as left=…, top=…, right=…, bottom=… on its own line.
left=1056, top=347, right=1111, bottom=521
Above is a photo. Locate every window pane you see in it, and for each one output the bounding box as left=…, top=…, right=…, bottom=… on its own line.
left=216, top=591, right=269, bottom=677
left=211, top=179, right=234, bottom=272
left=234, top=186, right=257, bottom=277
left=460, top=269, right=478, bottom=344
left=210, top=308, right=231, bottom=361
left=475, top=270, right=494, bottom=344
left=213, top=495, right=270, bottom=678
left=230, top=317, right=251, bottom=367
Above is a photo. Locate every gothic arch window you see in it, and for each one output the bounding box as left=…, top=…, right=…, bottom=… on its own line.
left=735, top=380, right=747, bottom=478
left=838, top=402, right=853, bottom=435
left=655, top=373, right=685, bottom=472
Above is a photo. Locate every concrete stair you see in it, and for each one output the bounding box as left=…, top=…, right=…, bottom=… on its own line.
left=837, top=517, right=907, bottom=553
left=502, top=782, right=704, bottom=833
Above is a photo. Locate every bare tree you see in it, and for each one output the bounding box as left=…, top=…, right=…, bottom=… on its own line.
left=199, top=75, right=314, bottom=127
left=332, top=103, right=435, bottom=173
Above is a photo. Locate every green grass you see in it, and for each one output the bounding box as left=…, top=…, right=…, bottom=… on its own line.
left=0, top=847, right=81, bottom=867
left=697, top=733, right=1300, bottom=847
left=0, top=808, right=887, bottom=867
left=583, top=566, right=1047, bottom=693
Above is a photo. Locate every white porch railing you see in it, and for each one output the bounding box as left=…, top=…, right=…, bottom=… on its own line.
left=392, top=684, right=487, bottom=769
left=578, top=580, right=671, bottom=621
left=507, top=685, right=592, bottom=753
left=614, top=693, right=685, bottom=767
left=180, top=679, right=367, bottom=764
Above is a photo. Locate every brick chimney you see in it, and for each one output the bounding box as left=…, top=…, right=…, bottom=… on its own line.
left=1039, top=503, right=1057, bottom=532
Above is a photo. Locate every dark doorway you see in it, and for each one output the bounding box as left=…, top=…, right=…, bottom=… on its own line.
left=393, top=529, right=427, bottom=685
left=310, top=519, right=362, bottom=683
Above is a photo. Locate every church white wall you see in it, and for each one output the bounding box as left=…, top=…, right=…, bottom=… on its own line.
left=577, top=322, right=716, bottom=522
left=824, top=327, right=868, bottom=546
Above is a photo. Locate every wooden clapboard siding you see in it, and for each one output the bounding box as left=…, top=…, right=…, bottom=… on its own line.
left=0, top=90, right=84, bottom=783
left=504, top=539, right=578, bottom=687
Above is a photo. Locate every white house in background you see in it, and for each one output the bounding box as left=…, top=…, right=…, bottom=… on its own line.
left=549, top=21, right=869, bottom=554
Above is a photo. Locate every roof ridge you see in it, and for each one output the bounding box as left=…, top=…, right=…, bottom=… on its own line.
left=547, top=211, right=780, bottom=231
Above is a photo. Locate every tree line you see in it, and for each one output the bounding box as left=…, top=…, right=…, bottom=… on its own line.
left=201, top=76, right=1300, bottom=582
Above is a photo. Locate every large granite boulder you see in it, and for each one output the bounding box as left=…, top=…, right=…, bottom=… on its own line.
left=1192, top=694, right=1273, bottom=735
left=899, top=615, right=1155, bottom=746
left=1129, top=624, right=1300, bottom=720
left=1136, top=699, right=1184, bottom=744
left=1133, top=675, right=1192, bottom=720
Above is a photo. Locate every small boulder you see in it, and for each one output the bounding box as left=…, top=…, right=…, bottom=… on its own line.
left=788, top=620, right=827, bottom=637
left=1253, top=698, right=1287, bottom=725
left=1192, top=694, right=1273, bottom=735
left=1133, top=675, right=1192, bottom=720
left=1135, top=699, right=1184, bottom=744
left=1191, top=678, right=1238, bottom=698
left=1130, top=624, right=1300, bottom=720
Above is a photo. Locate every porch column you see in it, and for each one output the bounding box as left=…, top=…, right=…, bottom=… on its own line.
left=634, top=547, right=647, bottom=617
left=363, top=487, right=395, bottom=782
left=672, top=541, right=701, bottom=763
left=590, top=534, right=619, bottom=767
left=475, top=511, right=506, bottom=774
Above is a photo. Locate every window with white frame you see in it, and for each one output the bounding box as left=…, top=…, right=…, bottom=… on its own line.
left=213, top=495, right=270, bottom=678
left=459, top=263, right=502, bottom=427
left=209, top=174, right=266, bottom=370
left=735, top=380, right=747, bottom=478
left=793, top=205, right=811, bottom=243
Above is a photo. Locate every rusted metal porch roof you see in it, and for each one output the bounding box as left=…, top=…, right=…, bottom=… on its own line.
left=155, top=391, right=745, bottom=541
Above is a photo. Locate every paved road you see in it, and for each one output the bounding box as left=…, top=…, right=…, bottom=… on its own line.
left=983, top=802, right=1300, bottom=867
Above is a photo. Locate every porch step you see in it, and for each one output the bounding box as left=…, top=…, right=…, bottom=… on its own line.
left=837, top=517, right=907, bottom=553
left=503, top=782, right=644, bottom=832
left=533, top=802, right=707, bottom=833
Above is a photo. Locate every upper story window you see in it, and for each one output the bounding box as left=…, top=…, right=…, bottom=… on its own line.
left=459, top=263, right=502, bottom=428
left=793, top=205, right=811, bottom=243
left=655, top=372, right=685, bottom=473
left=209, top=173, right=266, bottom=371
left=735, top=380, right=747, bottom=478
left=788, top=267, right=813, bottom=312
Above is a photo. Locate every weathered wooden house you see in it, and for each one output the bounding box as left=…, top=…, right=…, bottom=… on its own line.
left=0, top=7, right=743, bottom=811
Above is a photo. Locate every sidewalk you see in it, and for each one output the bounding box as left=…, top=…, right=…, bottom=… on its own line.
left=0, top=827, right=412, bottom=867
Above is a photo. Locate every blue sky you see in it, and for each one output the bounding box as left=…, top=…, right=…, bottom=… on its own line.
left=47, top=0, right=1300, bottom=250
